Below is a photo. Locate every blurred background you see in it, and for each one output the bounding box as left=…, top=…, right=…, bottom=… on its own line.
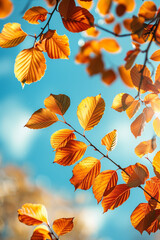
left=1, top=0, right=160, bottom=239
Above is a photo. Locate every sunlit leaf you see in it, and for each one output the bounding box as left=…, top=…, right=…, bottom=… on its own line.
left=121, top=163, right=149, bottom=187
left=144, top=178, right=160, bottom=202
left=112, top=93, right=134, bottom=112
left=41, top=30, right=70, bottom=59
left=130, top=203, right=160, bottom=234
left=14, top=47, right=46, bottom=86
left=96, top=0, right=112, bottom=16
left=23, top=6, right=48, bottom=24
left=130, top=113, right=146, bottom=138
left=155, top=64, right=160, bottom=82
left=144, top=93, right=158, bottom=105
left=101, top=69, right=116, bottom=86
left=77, top=94, right=105, bottom=131
left=50, top=129, right=76, bottom=150
left=86, top=54, right=104, bottom=76
left=124, top=49, right=140, bottom=70
left=101, top=129, right=117, bottom=151
left=18, top=203, right=48, bottom=226
left=138, top=1, right=157, bottom=20
left=25, top=108, right=58, bottom=129
left=54, top=140, right=87, bottom=166
left=93, top=170, right=118, bottom=203
left=143, top=107, right=154, bottom=123
left=118, top=66, right=134, bottom=88
left=85, top=27, right=99, bottom=37
left=126, top=100, right=140, bottom=119
left=151, top=98, right=160, bottom=112
left=150, top=50, right=160, bottom=61
left=135, top=138, right=157, bottom=158
left=0, top=23, right=27, bottom=48
left=44, top=94, right=70, bottom=115
left=31, top=225, right=52, bottom=240
left=52, top=218, right=74, bottom=236
left=153, top=117, right=160, bottom=137
left=153, top=151, right=160, bottom=179
left=0, top=0, right=13, bottom=18
left=70, top=157, right=101, bottom=190
left=101, top=184, right=130, bottom=213
left=77, top=0, right=93, bottom=10
left=100, top=38, right=121, bottom=53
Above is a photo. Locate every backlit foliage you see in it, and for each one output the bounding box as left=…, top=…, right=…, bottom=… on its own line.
left=2, top=0, right=160, bottom=237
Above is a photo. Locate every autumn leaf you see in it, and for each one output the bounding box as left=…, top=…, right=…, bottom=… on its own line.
left=124, top=48, right=140, bottom=70
left=130, top=203, right=160, bottom=234
left=0, top=23, right=27, bottom=48
left=77, top=0, right=93, bottom=10
left=45, top=0, right=56, bottom=7
left=138, top=1, right=157, bottom=20
left=14, top=47, right=46, bottom=86
left=100, top=38, right=121, bottom=53
left=25, top=108, right=58, bottom=129
left=151, top=98, right=160, bottom=112
left=86, top=54, right=104, bottom=76
left=144, top=178, right=159, bottom=202
left=135, top=138, right=157, bottom=158
left=85, top=27, right=99, bottom=37
left=116, top=4, right=126, bottom=17
left=31, top=225, right=52, bottom=240
left=118, top=66, right=134, bottom=88
left=153, top=117, right=160, bottom=137
left=126, top=100, right=140, bottom=119
left=150, top=50, right=160, bottom=61
left=143, top=107, right=154, bottom=123
left=18, top=203, right=48, bottom=225
left=92, top=170, right=118, bottom=203
left=153, top=151, right=160, bottom=179
left=23, top=6, right=48, bottom=24
left=41, top=30, right=70, bottom=59
left=96, top=0, right=112, bottom=16
left=115, top=0, right=135, bottom=12
left=114, top=23, right=121, bottom=35
left=52, top=218, right=74, bottom=236
left=123, top=18, right=132, bottom=31
left=112, top=93, right=134, bottom=112
left=50, top=129, right=76, bottom=150
left=144, top=93, right=158, bottom=105
left=130, top=113, right=146, bottom=138
left=0, top=0, right=13, bottom=19
left=70, top=157, right=101, bottom=190
left=101, top=184, right=130, bottom=213
left=77, top=94, right=105, bottom=131
left=105, top=13, right=115, bottom=24
left=54, top=140, right=87, bottom=166
left=101, top=69, right=116, bottom=85
left=101, top=129, right=117, bottom=151
left=44, top=94, right=70, bottom=115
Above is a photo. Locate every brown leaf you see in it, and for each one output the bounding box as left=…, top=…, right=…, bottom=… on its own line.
left=52, top=218, right=74, bottom=236
left=138, top=1, right=157, bottom=20
left=101, top=69, right=116, bottom=85
left=153, top=151, right=160, bottom=179
left=86, top=54, right=104, bottom=76
left=130, top=113, right=146, bottom=138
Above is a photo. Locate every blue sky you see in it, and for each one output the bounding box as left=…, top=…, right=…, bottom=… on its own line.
left=1, top=0, right=160, bottom=239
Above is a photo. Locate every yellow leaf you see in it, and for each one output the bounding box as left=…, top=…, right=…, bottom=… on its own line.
left=14, top=47, right=46, bottom=86
left=44, top=94, right=70, bottom=115
left=153, top=151, right=160, bottom=179
left=52, top=218, right=74, bottom=236
left=23, top=6, right=48, bottom=24
left=0, top=23, right=27, bottom=48
left=92, top=170, right=118, bottom=203
left=50, top=129, right=76, bottom=150
left=130, top=113, right=146, bottom=138
left=41, top=30, right=70, bottom=59
left=96, top=0, right=112, bottom=16
left=77, top=0, right=93, bottom=10
left=153, top=117, right=160, bottom=137
left=18, top=203, right=48, bottom=226
left=0, top=0, right=13, bottom=19
left=54, top=140, right=87, bottom=166
left=31, top=225, right=52, bottom=240
left=112, top=93, right=134, bottom=112
left=101, top=129, right=117, bottom=151
left=77, top=94, right=105, bottom=131
left=121, top=163, right=149, bottom=187
left=135, top=138, right=157, bottom=158
left=85, top=27, right=99, bottom=37
left=70, top=157, right=101, bottom=190
left=126, top=100, right=140, bottom=119
left=25, top=108, right=58, bottom=129
left=100, top=38, right=121, bottom=53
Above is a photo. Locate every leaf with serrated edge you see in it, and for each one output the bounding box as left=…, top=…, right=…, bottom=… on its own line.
left=130, top=113, right=146, bottom=138
left=101, top=129, right=117, bottom=151
left=112, top=93, right=134, bottom=112
left=52, top=218, right=74, bottom=236
left=23, top=6, right=48, bottom=24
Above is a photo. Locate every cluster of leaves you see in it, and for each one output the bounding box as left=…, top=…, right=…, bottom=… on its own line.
left=18, top=203, right=74, bottom=240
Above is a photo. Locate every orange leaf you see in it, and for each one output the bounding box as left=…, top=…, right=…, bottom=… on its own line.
left=124, top=49, right=140, bottom=70
left=153, top=151, right=160, bottom=179
left=54, top=140, right=87, bottom=166
left=135, top=138, right=157, bottom=158
left=155, top=64, right=160, bottom=82
left=143, top=107, right=154, bottom=123
left=138, top=1, right=157, bottom=20
left=118, top=66, right=134, bottom=88
left=85, top=27, right=99, bottom=37
left=0, top=0, right=13, bottom=18
left=112, top=93, right=134, bottom=112
left=130, top=113, right=146, bottom=138
left=77, top=0, right=93, bottom=10
left=101, top=69, right=116, bottom=85
left=100, top=38, right=121, bottom=53
left=18, top=203, right=48, bottom=226
left=77, top=94, right=105, bottom=131
left=25, top=108, right=58, bottom=129
left=50, top=129, right=76, bottom=150
left=144, top=178, right=160, bottom=202
left=31, top=225, right=52, bottom=240
left=14, top=47, right=46, bottom=86
left=52, top=218, right=74, bottom=236
left=150, top=50, right=160, bottom=61
left=105, top=13, right=115, bottom=24
left=45, top=0, right=56, bottom=7
left=121, top=163, right=149, bottom=187
left=41, top=30, right=70, bottom=59
left=101, top=184, right=130, bottom=213
left=92, top=170, right=118, bottom=203
left=0, top=23, right=27, bottom=48
left=101, top=129, right=117, bottom=151
left=86, top=54, right=104, bottom=76
left=123, top=18, right=132, bottom=31
left=70, top=157, right=101, bottom=190
left=23, top=6, right=48, bottom=24
left=44, top=94, right=70, bottom=115
left=151, top=98, right=160, bottom=112
left=59, top=0, right=94, bottom=32
left=114, top=23, right=121, bottom=35
left=153, top=117, right=160, bottom=137
left=130, top=203, right=160, bottom=234
left=144, top=93, right=158, bottom=105
left=96, top=0, right=112, bottom=16
left=126, top=100, right=140, bottom=119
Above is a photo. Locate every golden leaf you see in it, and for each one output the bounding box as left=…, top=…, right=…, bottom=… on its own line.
left=52, top=218, right=74, bottom=236
left=23, top=6, right=48, bottom=24
left=130, top=113, right=146, bottom=138
left=126, top=100, right=140, bottom=119
left=25, top=108, right=58, bottom=129
left=77, top=0, right=93, bottom=10
left=135, top=138, right=157, bottom=158
left=112, top=93, right=134, bottom=112
left=31, top=225, right=52, bottom=240
left=138, top=1, right=157, bottom=20
left=85, top=27, right=99, bottom=37
left=143, top=107, right=154, bottom=123
left=0, top=0, right=13, bottom=19
left=101, top=129, right=117, bottom=151
left=114, top=23, right=121, bottom=35
left=18, top=203, right=48, bottom=226
left=96, top=0, right=112, bottom=16
left=100, top=38, right=121, bottom=53
left=118, top=66, right=134, bottom=88
left=153, top=117, right=160, bottom=137
left=153, top=151, right=160, bottom=179
left=0, top=23, right=27, bottom=48
left=77, top=94, right=105, bottom=131
left=70, top=157, right=101, bottom=190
